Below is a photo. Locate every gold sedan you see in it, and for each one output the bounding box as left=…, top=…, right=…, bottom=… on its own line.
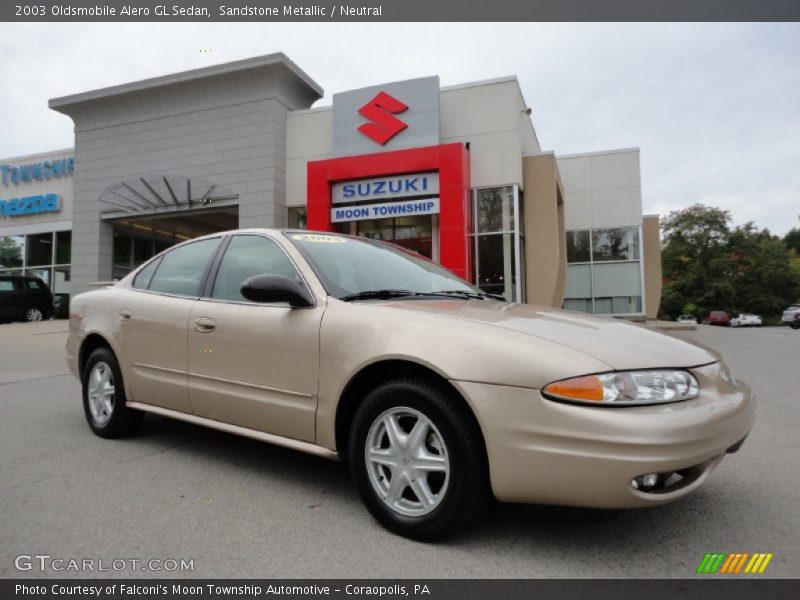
left=67, top=230, right=755, bottom=540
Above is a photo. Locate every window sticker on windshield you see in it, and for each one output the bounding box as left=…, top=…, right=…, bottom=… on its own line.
left=291, top=234, right=347, bottom=244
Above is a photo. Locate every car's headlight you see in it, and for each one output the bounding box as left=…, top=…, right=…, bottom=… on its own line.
left=542, top=370, right=699, bottom=406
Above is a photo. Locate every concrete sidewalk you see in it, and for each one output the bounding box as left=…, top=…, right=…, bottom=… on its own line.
left=0, top=320, right=70, bottom=384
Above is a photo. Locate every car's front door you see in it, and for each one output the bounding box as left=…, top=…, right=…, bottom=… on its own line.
left=186, top=234, right=322, bottom=442
left=115, top=237, right=221, bottom=413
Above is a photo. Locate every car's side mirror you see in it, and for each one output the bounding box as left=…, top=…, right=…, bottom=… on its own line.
left=240, top=274, right=314, bottom=307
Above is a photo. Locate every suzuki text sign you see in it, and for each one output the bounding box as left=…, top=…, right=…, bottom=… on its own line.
left=332, top=172, right=439, bottom=204
left=332, top=76, right=440, bottom=156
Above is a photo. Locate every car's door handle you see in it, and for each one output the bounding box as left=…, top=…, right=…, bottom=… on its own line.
left=194, top=317, right=216, bottom=333
left=119, top=309, right=132, bottom=321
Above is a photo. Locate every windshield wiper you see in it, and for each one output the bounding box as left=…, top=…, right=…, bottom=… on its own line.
left=339, top=289, right=421, bottom=302
left=339, top=289, right=506, bottom=302
left=434, top=289, right=506, bottom=301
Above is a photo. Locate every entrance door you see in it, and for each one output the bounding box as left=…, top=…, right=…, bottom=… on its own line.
left=348, top=215, right=436, bottom=259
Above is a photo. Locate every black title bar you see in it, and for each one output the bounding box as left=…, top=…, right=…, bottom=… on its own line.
left=4, top=580, right=800, bottom=600
left=3, top=0, right=800, bottom=22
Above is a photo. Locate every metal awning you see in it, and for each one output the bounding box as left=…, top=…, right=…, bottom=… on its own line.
left=99, top=175, right=238, bottom=220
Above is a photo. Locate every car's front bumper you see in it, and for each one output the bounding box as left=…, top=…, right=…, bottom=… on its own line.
left=452, top=362, right=755, bottom=508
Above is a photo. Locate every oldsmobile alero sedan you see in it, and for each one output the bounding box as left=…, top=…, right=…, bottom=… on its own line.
left=67, top=229, right=755, bottom=540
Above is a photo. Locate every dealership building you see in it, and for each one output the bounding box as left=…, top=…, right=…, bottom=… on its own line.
left=0, top=53, right=661, bottom=318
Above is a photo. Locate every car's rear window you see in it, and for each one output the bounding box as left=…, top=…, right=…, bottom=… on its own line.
left=710, top=311, right=726, bottom=316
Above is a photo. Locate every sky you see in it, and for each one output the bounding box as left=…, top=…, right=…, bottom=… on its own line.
left=1, top=22, right=798, bottom=235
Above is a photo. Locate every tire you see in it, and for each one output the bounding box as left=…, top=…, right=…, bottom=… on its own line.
left=24, top=306, right=44, bottom=322
left=82, top=347, right=144, bottom=438
left=791, top=322, right=800, bottom=330
left=348, top=378, right=491, bottom=541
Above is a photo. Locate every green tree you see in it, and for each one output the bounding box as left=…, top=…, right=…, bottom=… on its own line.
left=729, top=223, right=799, bottom=316
left=784, top=226, right=800, bottom=254
left=660, top=205, right=800, bottom=320
left=660, top=204, right=735, bottom=319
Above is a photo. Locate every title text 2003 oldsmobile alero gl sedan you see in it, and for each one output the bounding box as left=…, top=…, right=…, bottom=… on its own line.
left=67, top=230, right=755, bottom=540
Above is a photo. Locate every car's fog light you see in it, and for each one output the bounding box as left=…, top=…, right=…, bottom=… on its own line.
left=632, top=473, right=659, bottom=490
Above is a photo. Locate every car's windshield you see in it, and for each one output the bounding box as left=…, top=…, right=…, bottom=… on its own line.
left=286, top=232, right=479, bottom=300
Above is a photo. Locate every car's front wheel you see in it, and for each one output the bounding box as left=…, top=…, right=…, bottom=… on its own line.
left=349, top=378, right=490, bottom=541
left=82, top=347, right=143, bottom=438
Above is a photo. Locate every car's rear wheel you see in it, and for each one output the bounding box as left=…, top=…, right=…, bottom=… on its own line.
left=349, top=378, right=490, bottom=541
left=24, top=306, right=44, bottom=322
left=82, top=347, right=143, bottom=438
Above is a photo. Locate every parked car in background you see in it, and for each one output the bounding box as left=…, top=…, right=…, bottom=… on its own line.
left=0, top=275, right=54, bottom=322
left=677, top=314, right=697, bottom=324
left=66, top=229, right=756, bottom=540
left=730, top=313, right=762, bottom=327
left=782, top=304, right=800, bottom=325
left=706, top=311, right=731, bottom=326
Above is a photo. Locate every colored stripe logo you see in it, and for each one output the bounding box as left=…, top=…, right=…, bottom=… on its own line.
left=696, top=552, right=774, bottom=574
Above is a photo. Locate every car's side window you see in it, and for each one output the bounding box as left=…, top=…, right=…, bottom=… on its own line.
left=211, top=235, right=302, bottom=302
left=26, top=279, right=41, bottom=290
left=132, top=257, right=162, bottom=290
left=147, top=238, right=220, bottom=296
left=0, top=279, right=15, bottom=293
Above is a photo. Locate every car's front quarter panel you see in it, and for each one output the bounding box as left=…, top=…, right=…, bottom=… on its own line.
left=315, top=299, right=614, bottom=451
left=452, top=362, right=755, bottom=507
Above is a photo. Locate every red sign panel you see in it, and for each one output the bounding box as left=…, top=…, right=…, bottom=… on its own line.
left=307, top=143, right=472, bottom=281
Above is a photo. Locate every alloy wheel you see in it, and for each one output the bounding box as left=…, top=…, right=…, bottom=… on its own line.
left=365, top=407, right=450, bottom=517
left=25, top=307, right=43, bottom=322
left=87, top=362, right=115, bottom=426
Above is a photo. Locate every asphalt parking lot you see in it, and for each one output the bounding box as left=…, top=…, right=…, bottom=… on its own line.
left=1, top=320, right=798, bottom=579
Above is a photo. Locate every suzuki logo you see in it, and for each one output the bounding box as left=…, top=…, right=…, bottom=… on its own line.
left=357, top=91, right=408, bottom=145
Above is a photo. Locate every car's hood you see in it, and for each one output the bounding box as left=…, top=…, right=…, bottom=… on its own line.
left=380, top=300, right=718, bottom=371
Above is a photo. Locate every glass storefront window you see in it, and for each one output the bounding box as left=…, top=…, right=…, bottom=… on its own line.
left=25, top=267, right=51, bottom=286
left=288, top=207, right=308, bottom=230
left=563, top=226, right=643, bottom=315
left=113, top=233, right=132, bottom=268
left=54, top=266, right=71, bottom=295
left=593, top=296, right=642, bottom=314
left=26, top=232, right=53, bottom=267
left=566, top=230, right=591, bottom=263
left=471, top=185, right=521, bottom=302
left=477, top=233, right=516, bottom=300
left=591, top=227, right=640, bottom=262
left=0, top=236, right=25, bottom=269
left=56, top=231, right=71, bottom=265
left=474, top=186, right=515, bottom=233
left=133, top=237, right=153, bottom=266
left=113, top=230, right=178, bottom=280
left=563, top=298, right=592, bottom=313
left=1, top=230, right=71, bottom=313
left=154, top=239, right=173, bottom=255
left=357, top=216, right=433, bottom=258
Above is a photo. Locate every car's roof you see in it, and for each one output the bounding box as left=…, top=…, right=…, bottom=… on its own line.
left=189, top=228, right=345, bottom=243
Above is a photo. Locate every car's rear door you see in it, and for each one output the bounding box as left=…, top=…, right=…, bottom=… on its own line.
left=186, top=233, right=322, bottom=442
left=114, top=237, right=222, bottom=414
